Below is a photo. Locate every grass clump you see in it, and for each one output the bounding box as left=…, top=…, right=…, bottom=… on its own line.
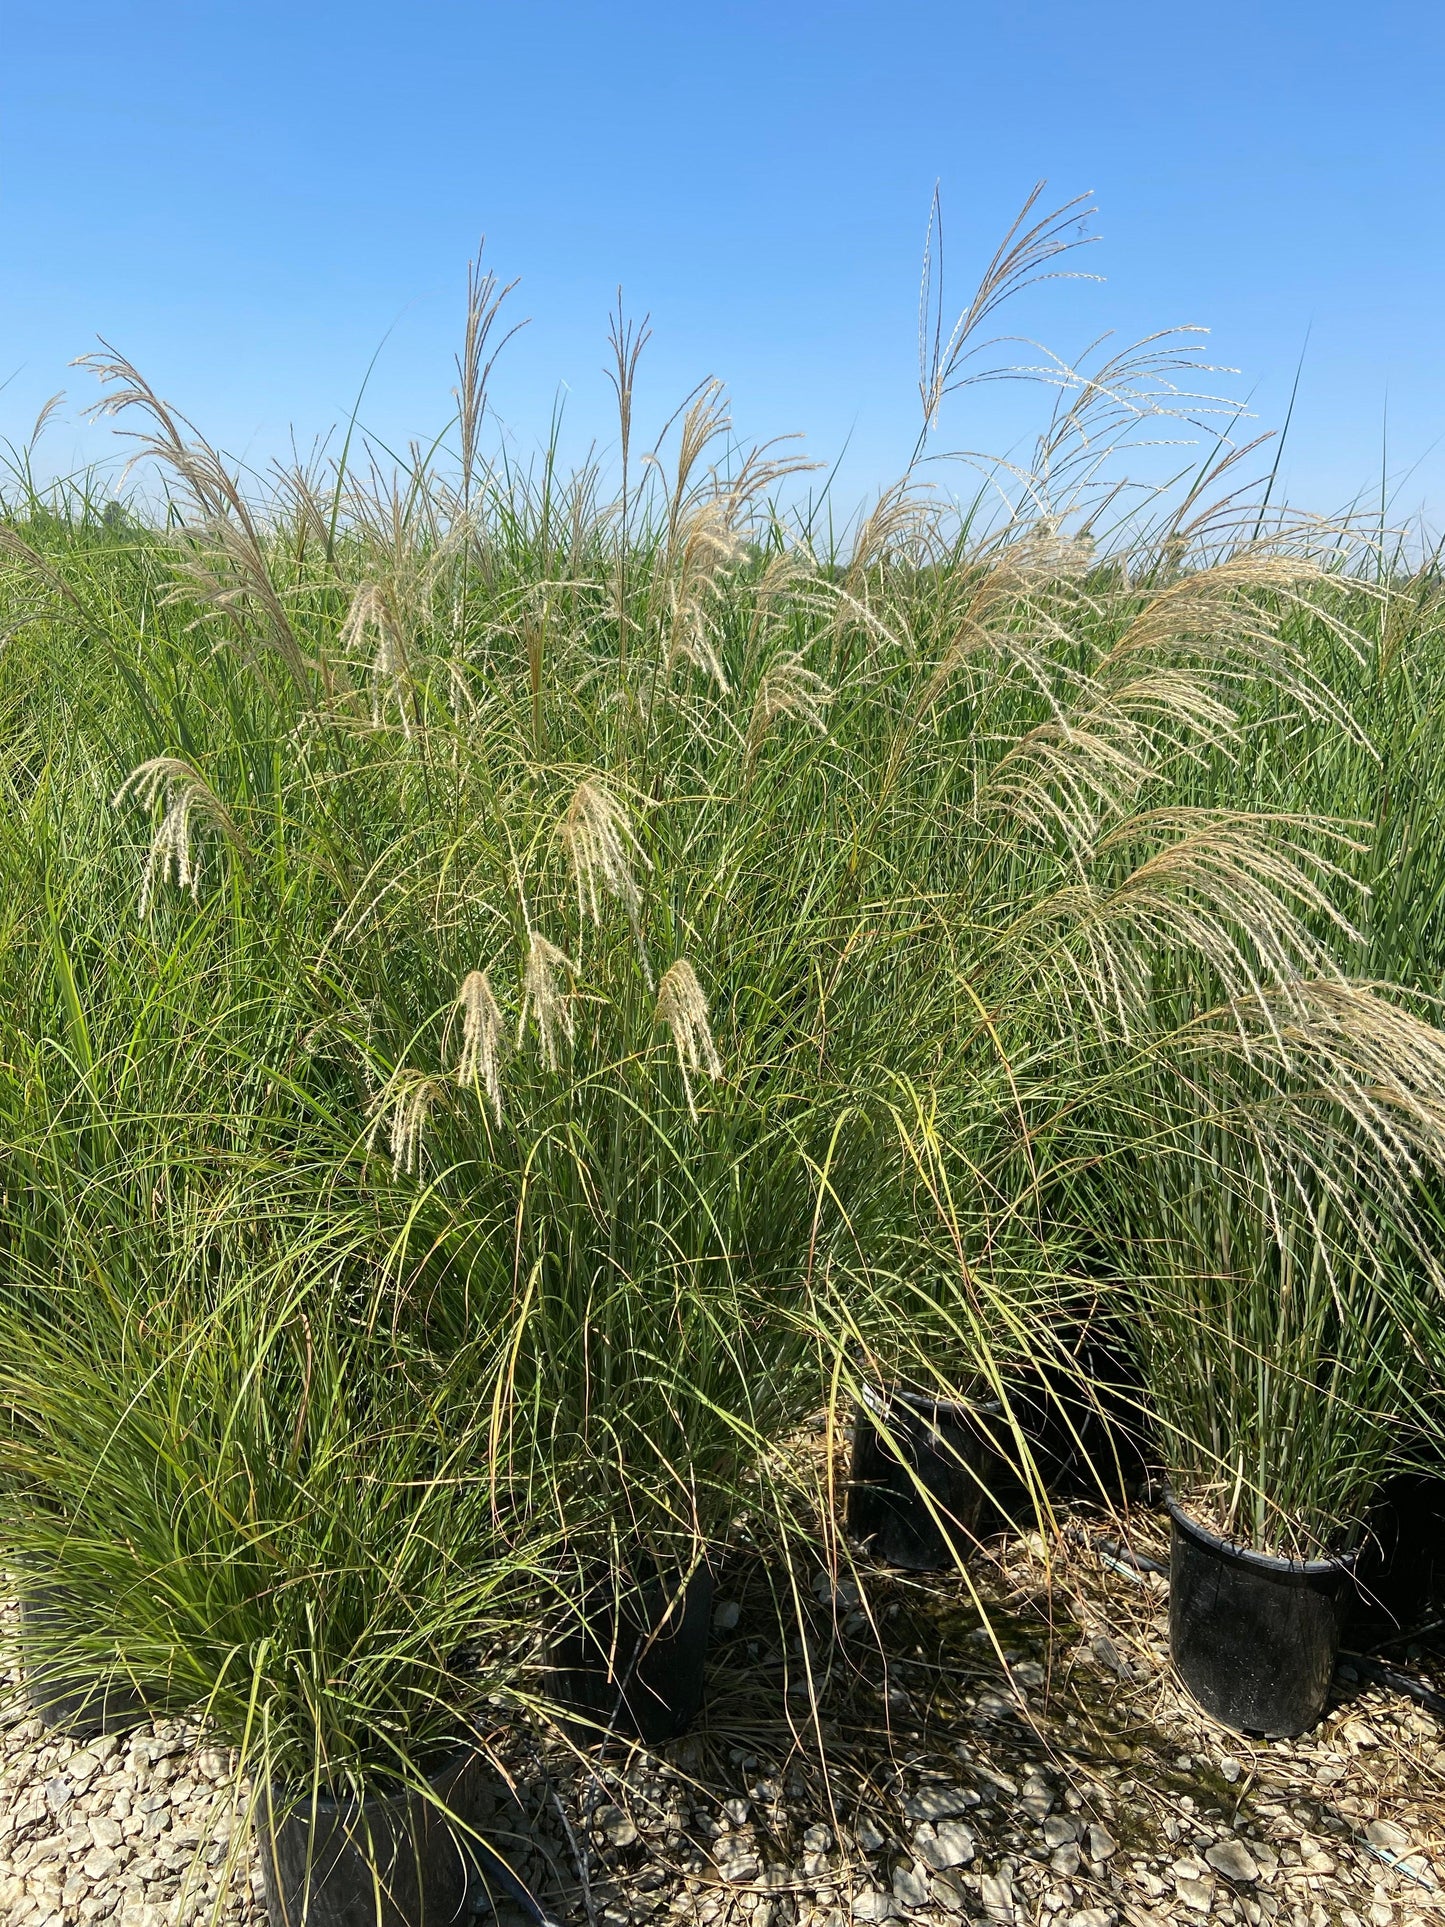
left=2, top=212, right=1445, bottom=1886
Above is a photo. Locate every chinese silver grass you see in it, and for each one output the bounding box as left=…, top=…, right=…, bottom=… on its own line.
left=111, top=755, right=245, bottom=916
left=338, top=579, right=413, bottom=731
left=558, top=776, right=650, bottom=927
left=454, top=969, right=507, bottom=1123
left=368, top=1067, right=450, bottom=1177
left=520, top=932, right=575, bottom=1070
left=14, top=249, right=1445, bottom=1754
left=662, top=506, right=744, bottom=693
left=654, top=958, right=722, bottom=1120
left=744, top=650, right=833, bottom=778
left=77, top=346, right=322, bottom=695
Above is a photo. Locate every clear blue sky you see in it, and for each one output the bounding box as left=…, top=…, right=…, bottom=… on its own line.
left=4, top=0, right=1444, bottom=525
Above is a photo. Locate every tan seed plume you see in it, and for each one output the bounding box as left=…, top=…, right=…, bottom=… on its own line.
left=745, top=651, right=833, bottom=775
left=655, top=958, right=722, bottom=1120
left=111, top=756, right=244, bottom=916
left=559, top=778, right=651, bottom=925
left=368, top=1068, right=448, bottom=1178
left=338, top=580, right=412, bottom=731
left=520, top=933, right=576, bottom=1070
left=456, top=969, right=507, bottom=1122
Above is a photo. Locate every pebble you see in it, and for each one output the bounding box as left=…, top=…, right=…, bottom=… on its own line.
left=1341, top=1719, right=1381, bottom=1749
left=892, top=1860, right=931, bottom=1908
left=1086, top=1822, right=1117, bottom=1862
left=930, top=1863, right=971, bottom=1904
left=1207, top=1838, right=1261, bottom=1882
left=715, top=1838, right=761, bottom=1883
left=980, top=1871, right=1015, bottom=1920
left=852, top=1887, right=897, bottom=1922
left=903, top=1784, right=972, bottom=1824
left=1089, top=1633, right=1132, bottom=1675
left=1021, top=1776, right=1055, bottom=1820
left=1365, top=1820, right=1411, bottom=1852
left=596, top=1803, right=639, bottom=1849
left=914, top=1819, right=976, bottom=1869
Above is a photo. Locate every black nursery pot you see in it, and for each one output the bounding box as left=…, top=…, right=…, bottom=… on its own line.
left=1166, top=1495, right=1357, bottom=1738
left=1008, top=1339, right=1156, bottom=1507
left=848, top=1390, right=1029, bottom=1571
left=550, top=1559, right=713, bottom=1744
left=18, top=1581, right=150, bottom=1740
left=258, top=1750, right=487, bottom=1927
left=1353, top=1473, right=1445, bottom=1639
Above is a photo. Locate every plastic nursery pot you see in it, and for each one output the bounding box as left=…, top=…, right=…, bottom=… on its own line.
left=1007, top=1339, right=1157, bottom=1507
left=549, top=1558, right=713, bottom=1745
left=1166, top=1495, right=1358, bottom=1739
left=258, top=1750, right=490, bottom=1927
left=847, top=1388, right=1029, bottom=1572
left=1353, top=1474, right=1445, bottom=1640
left=17, top=1580, right=151, bottom=1740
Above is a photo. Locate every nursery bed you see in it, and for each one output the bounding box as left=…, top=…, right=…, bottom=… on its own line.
left=1, top=1516, right=1441, bottom=1927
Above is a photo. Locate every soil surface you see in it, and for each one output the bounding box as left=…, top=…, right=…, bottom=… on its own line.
left=1, top=1506, right=1441, bottom=1927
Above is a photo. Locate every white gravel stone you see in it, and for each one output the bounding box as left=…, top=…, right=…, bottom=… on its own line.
left=914, top=1819, right=976, bottom=1870
left=1176, top=1873, right=1215, bottom=1912
left=892, top=1859, right=931, bottom=1908
left=1087, top=1822, right=1117, bottom=1862
left=1365, top=1821, right=1411, bottom=1852
left=715, top=1838, right=761, bottom=1884
left=1207, top=1839, right=1261, bottom=1883
left=980, top=1871, right=1015, bottom=1920
left=852, top=1887, right=898, bottom=1922
left=903, top=1784, right=973, bottom=1824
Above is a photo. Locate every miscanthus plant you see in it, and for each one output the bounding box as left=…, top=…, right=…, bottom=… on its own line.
left=1081, top=537, right=1445, bottom=1554
left=5, top=231, right=1445, bottom=1693
left=0, top=1218, right=553, bottom=1798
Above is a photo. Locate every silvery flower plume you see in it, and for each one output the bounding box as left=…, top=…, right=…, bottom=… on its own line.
left=654, top=958, right=723, bottom=1120
left=111, top=756, right=245, bottom=916
left=558, top=777, right=651, bottom=926
left=455, top=969, right=507, bottom=1122
left=520, top=933, right=576, bottom=1071
left=338, top=580, right=414, bottom=733
left=744, top=651, right=833, bottom=778
left=367, top=1066, right=450, bottom=1177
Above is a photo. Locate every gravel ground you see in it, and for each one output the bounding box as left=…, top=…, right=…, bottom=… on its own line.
left=2, top=1506, right=1442, bottom=1927
left=0, top=1593, right=259, bottom=1927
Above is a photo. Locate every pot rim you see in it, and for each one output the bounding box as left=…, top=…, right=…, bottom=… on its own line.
left=1164, top=1491, right=1358, bottom=1578
left=265, top=1745, right=477, bottom=1821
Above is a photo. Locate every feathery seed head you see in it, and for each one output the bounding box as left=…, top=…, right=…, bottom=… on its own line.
left=456, top=969, right=507, bottom=1122
left=339, top=580, right=412, bottom=730
left=663, top=501, right=749, bottom=694
left=368, top=1067, right=449, bottom=1178
left=745, top=651, right=833, bottom=774
left=520, top=933, right=576, bottom=1070
left=559, top=778, right=651, bottom=925
left=112, top=756, right=242, bottom=916
left=655, top=958, right=722, bottom=1120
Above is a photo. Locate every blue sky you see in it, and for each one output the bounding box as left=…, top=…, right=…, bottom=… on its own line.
left=4, top=0, right=1444, bottom=525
